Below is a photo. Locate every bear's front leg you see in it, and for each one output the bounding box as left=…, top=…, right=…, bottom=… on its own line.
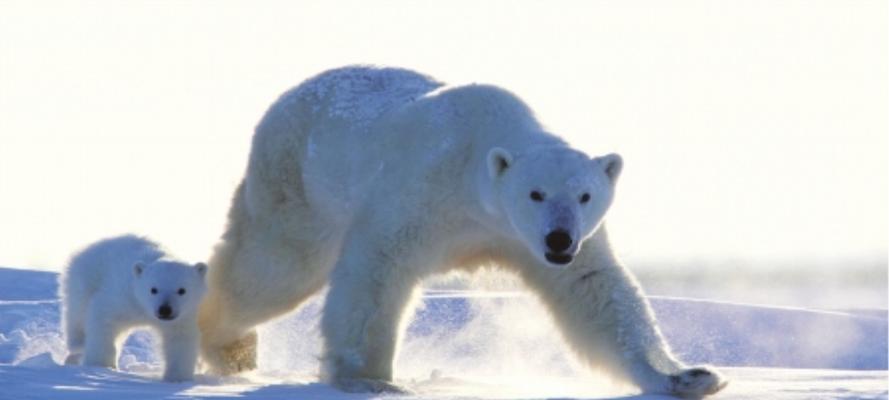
left=320, top=226, right=423, bottom=393
left=161, top=321, right=200, bottom=382
left=513, top=228, right=727, bottom=398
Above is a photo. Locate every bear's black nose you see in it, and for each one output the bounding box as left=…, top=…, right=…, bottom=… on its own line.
left=545, top=230, right=573, bottom=253
left=158, top=304, right=173, bottom=318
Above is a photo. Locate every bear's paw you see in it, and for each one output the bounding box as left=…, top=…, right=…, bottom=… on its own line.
left=334, top=378, right=412, bottom=394
left=669, top=365, right=728, bottom=398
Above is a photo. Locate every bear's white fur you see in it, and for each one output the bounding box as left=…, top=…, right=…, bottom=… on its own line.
left=60, top=235, right=207, bottom=382
left=198, top=66, right=727, bottom=397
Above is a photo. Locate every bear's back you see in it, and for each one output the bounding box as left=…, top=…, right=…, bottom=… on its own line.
left=283, top=66, right=443, bottom=133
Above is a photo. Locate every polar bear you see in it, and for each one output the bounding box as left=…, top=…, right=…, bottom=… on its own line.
left=198, top=66, right=727, bottom=397
left=60, top=235, right=207, bottom=382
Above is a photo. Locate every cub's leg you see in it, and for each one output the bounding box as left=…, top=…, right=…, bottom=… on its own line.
left=62, top=302, right=86, bottom=365
left=82, top=301, right=126, bottom=369
left=161, top=321, right=200, bottom=382
left=61, top=270, right=91, bottom=365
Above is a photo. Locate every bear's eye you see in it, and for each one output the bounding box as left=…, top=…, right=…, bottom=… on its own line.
left=150, top=287, right=158, bottom=295
left=530, top=191, right=545, bottom=202
left=580, top=193, right=591, bottom=204
left=178, top=288, right=186, bottom=296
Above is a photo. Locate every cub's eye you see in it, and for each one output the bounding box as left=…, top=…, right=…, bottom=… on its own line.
left=580, top=193, right=591, bottom=204
left=178, top=288, right=186, bottom=296
left=530, top=191, right=545, bottom=202
left=150, top=287, right=158, bottom=295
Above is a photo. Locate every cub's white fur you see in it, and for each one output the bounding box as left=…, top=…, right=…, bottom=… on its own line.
left=198, top=66, right=726, bottom=397
left=60, top=235, right=207, bottom=382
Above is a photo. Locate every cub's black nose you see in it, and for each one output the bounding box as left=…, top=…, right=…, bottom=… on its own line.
left=545, top=230, right=573, bottom=253
left=158, top=304, right=173, bottom=319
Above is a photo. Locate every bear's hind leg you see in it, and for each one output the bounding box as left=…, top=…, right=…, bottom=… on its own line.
left=199, top=222, right=333, bottom=375
left=82, top=304, right=124, bottom=369
left=62, top=307, right=86, bottom=365
left=61, top=277, right=90, bottom=365
left=63, top=328, right=85, bottom=365
left=199, top=323, right=258, bottom=376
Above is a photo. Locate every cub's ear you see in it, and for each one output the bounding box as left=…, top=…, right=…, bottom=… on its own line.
left=595, top=153, right=623, bottom=183
left=195, top=262, right=208, bottom=278
left=487, top=147, right=513, bottom=179
left=133, top=262, right=145, bottom=277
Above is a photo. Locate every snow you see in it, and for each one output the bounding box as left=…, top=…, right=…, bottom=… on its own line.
left=0, top=266, right=886, bottom=399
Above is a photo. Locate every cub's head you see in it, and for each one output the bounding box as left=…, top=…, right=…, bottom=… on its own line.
left=133, top=260, right=207, bottom=322
left=486, top=146, right=622, bottom=267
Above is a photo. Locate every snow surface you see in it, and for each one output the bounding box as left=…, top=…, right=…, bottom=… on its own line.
left=0, top=266, right=886, bottom=399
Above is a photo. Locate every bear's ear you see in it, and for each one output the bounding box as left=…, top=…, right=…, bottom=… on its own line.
left=487, top=147, right=513, bottom=179
left=133, top=262, right=145, bottom=277
left=195, top=262, right=208, bottom=278
left=596, top=153, right=623, bottom=183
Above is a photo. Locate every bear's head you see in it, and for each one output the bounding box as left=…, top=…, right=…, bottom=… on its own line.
left=133, top=260, right=207, bottom=322
left=486, top=146, right=622, bottom=267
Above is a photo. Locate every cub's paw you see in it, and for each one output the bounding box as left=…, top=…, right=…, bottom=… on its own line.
left=669, top=366, right=728, bottom=398
left=334, top=378, right=411, bottom=394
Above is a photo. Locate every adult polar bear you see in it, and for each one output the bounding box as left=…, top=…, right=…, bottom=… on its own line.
left=198, top=66, right=726, bottom=397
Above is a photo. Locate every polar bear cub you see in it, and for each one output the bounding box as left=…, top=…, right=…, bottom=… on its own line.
left=60, top=235, right=207, bottom=381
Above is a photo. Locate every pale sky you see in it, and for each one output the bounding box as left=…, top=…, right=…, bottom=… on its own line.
left=0, top=1, right=886, bottom=270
